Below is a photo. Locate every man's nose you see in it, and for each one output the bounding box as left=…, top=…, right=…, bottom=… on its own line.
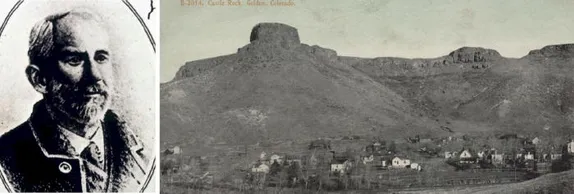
left=84, top=59, right=103, bottom=82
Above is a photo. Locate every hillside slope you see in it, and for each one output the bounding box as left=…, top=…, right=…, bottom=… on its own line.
left=161, top=23, right=441, bottom=147
left=471, top=169, right=574, bottom=194
left=348, top=44, right=574, bottom=138
left=161, top=22, right=574, bottom=148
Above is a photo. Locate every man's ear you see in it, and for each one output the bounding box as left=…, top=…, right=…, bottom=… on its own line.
left=25, top=65, right=48, bottom=94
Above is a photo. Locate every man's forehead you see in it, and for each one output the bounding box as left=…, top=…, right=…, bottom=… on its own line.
left=53, top=14, right=110, bottom=49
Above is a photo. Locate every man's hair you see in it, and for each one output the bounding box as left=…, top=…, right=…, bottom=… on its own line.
left=28, top=8, right=106, bottom=68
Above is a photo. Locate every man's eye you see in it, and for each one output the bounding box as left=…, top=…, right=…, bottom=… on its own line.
left=95, top=54, right=109, bottom=63
left=63, top=56, right=82, bottom=66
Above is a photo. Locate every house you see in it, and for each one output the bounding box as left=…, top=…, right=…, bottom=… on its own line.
left=392, top=157, right=411, bottom=168
left=260, top=151, right=267, bottom=160
left=458, top=149, right=478, bottom=164
left=568, top=140, right=574, bottom=154
left=532, top=137, right=541, bottom=145
left=410, top=163, right=422, bottom=171
left=379, top=156, right=393, bottom=168
left=516, top=153, right=523, bottom=159
left=362, top=155, right=375, bottom=164
left=477, top=151, right=485, bottom=158
left=285, top=155, right=302, bottom=166
left=163, top=146, right=183, bottom=156
left=492, top=154, right=504, bottom=164
left=251, top=163, right=270, bottom=173
left=172, top=146, right=182, bottom=154
left=459, top=149, right=474, bottom=159
left=524, top=152, right=535, bottom=160
left=269, top=154, right=284, bottom=164
left=331, top=163, right=345, bottom=173
left=444, top=151, right=454, bottom=159
left=479, top=149, right=496, bottom=162
left=330, top=158, right=352, bottom=174
left=551, top=153, right=563, bottom=160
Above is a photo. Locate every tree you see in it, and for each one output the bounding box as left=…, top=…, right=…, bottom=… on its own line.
left=269, top=161, right=281, bottom=176
left=552, top=145, right=573, bottom=173
left=388, top=141, right=397, bottom=154
left=287, top=162, right=302, bottom=187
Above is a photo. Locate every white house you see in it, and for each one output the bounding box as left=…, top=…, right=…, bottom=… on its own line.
left=410, top=163, right=421, bottom=171
left=524, top=152, right=535, bottom=160
left=270, top=154, right=284, bottom=164
left=532, top=137, right=541, bottom=145
left=251, top=163, right=270, bottom=173
left=172, top=146, right=182, bottom=154
left=331, top=163, right=345, bottom=173
left=568, top=140, right=574, bottom=153
left=444, top=152, right=453, bottom=159
left=362, top=155, right=374, bottom=164
left=477, top=151, right=485, bottom=158
left=459, top=149, right=473, bottom=159
left=392, top=157, right=411, bottom=168
left=492, top=154, right=504, bottom=164
left=331, top=159, right=351, bottom=174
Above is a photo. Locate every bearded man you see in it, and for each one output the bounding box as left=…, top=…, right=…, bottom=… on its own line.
left=0, top=9, right=149, bottom=192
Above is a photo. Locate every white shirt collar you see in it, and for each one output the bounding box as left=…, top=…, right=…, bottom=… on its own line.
left=59, top=126, right=105, bottom=156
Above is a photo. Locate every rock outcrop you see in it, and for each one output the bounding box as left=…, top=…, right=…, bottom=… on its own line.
left=527, top=44, right=574, bottom=58
left=249, top=23, right=300, bottom=47
left=239, top=23, right=301, bottom=53
left=446, top=47, right=502, bottom=63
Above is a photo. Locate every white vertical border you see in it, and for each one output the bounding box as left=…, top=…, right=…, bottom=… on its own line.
left=153, top=0, right=161, bottom=193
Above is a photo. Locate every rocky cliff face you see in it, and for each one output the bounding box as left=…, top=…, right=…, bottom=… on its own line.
left=249, top=23, right=300, bottom=49
left=447, top=47, right=502, bottom=63
left=527, top=44, right=574, bottom=58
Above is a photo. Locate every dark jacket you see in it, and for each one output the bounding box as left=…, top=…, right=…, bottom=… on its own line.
left=0, top=100, right=151, bottom=192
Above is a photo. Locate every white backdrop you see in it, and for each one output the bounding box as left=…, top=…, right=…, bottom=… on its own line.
left=0, top=0, right=158, bottom=192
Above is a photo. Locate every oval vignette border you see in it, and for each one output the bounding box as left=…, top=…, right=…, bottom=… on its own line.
left=0, top=0, right=157, bottom=192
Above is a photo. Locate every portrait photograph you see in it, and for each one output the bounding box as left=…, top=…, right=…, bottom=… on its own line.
left=0, top=0, right=158, bottom=192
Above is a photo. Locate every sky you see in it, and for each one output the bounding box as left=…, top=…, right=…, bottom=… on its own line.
left=161, top=0, right=574, bottom=82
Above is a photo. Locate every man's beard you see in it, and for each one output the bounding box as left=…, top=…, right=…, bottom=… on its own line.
left=46, top=79, right=112, bottom=125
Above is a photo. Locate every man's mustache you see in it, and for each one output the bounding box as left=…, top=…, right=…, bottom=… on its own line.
left=68, top=83, right=110, bottom=96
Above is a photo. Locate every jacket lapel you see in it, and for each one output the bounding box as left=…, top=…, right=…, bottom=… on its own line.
left=103, top=110, right=150, bottom=192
